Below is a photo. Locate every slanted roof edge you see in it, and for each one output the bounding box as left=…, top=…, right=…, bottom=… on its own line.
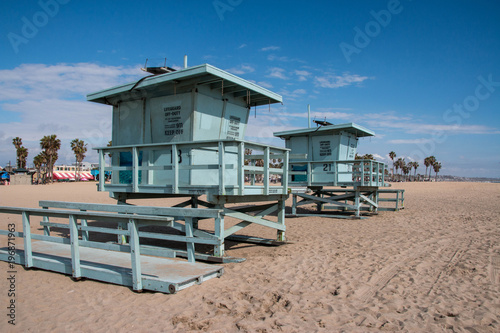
left=273, top=122, right=375, bottom=138
left=86, top=63, right=282, bottom=104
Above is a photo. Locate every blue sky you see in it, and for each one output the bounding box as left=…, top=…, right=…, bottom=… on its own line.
left=1, top=0, right=499, bottom=177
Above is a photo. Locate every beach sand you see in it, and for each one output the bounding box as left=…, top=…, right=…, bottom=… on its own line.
left=0, top=181, right=499, bottom=332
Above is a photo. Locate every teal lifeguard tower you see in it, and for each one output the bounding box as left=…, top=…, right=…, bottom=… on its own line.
left=87, top=62, right=289, bottom=257
left=0, top=61, right=291, bottom=295
left=274, top=122, right=404, bottom=218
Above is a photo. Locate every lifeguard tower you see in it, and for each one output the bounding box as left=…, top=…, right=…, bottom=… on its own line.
left=86, top=61, right=289, bottom=259
left=0, top=61, right=291, bottom=294
left=274, top=122, right=404, bottom=218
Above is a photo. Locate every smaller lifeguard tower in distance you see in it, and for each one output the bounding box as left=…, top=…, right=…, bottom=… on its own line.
left=274, top=122, right=404, bottom=218
left=86, top=59, right=290, bottom=259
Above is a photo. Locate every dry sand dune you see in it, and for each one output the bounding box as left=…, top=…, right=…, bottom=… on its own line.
left=0, top=181, right=499, bottom=332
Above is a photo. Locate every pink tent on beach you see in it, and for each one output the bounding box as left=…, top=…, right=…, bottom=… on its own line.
left=53, top=171, right=92, bottom=181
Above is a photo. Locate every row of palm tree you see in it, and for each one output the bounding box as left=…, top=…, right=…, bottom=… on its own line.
left=12, top=135, right=88, bottom=184
left=12, top=137, right=28, bottom=169
left=389, top=151, right=442, bottom=181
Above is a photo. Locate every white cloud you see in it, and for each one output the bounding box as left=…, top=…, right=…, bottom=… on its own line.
left=267, top=67, right=288, bottom=80
left=314, top=73, right=371, bottom=88
left=257, top=81, right=273, bottom=89
left=0, top=63, right=148, bottom=166
left=294, top=69, right=311, bottom=82
left=388, top=139, right=435, bottom=144
left=0, top=63, right=145, bottom=101
left=238, top=44, right=247, bottom=49
left=368, top=120, right=500, bottom=135
left=261, top=46, right=280, bottom=51
left=292, top=89, right=306, bottom=95
left=267, top=54, right=289, bottom=62
left=225, top=64, right=255, bottom=75
left=288, top=111, right=353, bottom=121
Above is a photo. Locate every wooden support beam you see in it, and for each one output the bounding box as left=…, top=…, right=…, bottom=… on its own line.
left=224, top=209, right=286, bottom=231
left=224, top=221, right=251, bottom=238
left=295, top=193, right=357, bottom=209
left=359, top=194, right=378, bottom=208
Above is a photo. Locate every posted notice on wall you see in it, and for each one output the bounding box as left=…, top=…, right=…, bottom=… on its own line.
left=163, top=104, right=183, bottom=137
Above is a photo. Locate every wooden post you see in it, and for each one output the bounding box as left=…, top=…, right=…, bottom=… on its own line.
left=218, top=141, right=225, bottom=195
left=191, top=196, right=199, bottom=230
left=292, top=194, right=297, bottom=215
left=117, top=198, right=128, bottom=244
left=98, top=149, right=105, bottom=191
left=282, top=150, right=289, bottom=192
left=214, top=206, right=225, bottom=257
left=42, top=206, right=50, bottom=236
left=307, top=162, right=312, bottom=187
left=185, top=217, right=195, bottom=263
left=277, top=198, right=285, bottom=241
left=68, top=214, right=81, bottom=279
left=21, top=211, right=33, bottom=268
left=172, top=144, right=179, bottom=194
left=80, top=209, right=89, bottom=241
left=238, top=142, right=245, bottom=195
left=128, top=219, right=142, bottom=291
left=132, top=147, right=139, bottom=192
left=264, top=147, right=270, bottom=195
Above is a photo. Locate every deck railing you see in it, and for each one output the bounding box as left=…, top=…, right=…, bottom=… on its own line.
left=95, top=139, right=289, bottom=196
left=289, top=159, right=387, bottom=187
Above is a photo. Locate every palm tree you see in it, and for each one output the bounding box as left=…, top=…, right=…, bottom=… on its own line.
left=33, top=153, right=47, bottom=184
left=17, top=146, right=28, bottom=169
left=402, top=164, right=410, bottom=181
left=71, top=139, right=87, bottom=181
left=40, top=134, right=61, bottom=183
left=412, top=161, right=419, bottom=181
left=12, top=137, right=23, bottom=168
left=424, top=156, right=436, bottom=180
left=433, top=161, right=442, bottom=181
left=389, top=151, right=396, bottom=180
left=395, top=157, right=405, bottom=181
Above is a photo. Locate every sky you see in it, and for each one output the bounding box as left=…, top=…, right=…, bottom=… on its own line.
left=0, top=0, right=499, bottom=178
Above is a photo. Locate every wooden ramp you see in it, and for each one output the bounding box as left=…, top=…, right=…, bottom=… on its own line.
left=0, top=241, right=222, bottom=294
left=0, top=206, right=224, bottom=294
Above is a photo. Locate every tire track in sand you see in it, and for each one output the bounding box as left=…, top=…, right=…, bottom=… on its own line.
left=489, top=249, right=500, bottom=285
left=355, top=234, right=471, bottom=302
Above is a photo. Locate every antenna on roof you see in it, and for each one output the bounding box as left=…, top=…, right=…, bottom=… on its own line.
left=313, top=119, right=333, bottom=126
left=141, top=57, right=177, bottom=75
left=308, top=104, right=311, bottom=128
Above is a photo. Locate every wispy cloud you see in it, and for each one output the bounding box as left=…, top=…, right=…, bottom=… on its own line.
left=225, top=64, right=255, bottom=75
left=288, top=111, right=353, bottom=121
left=388, top=139, right=435, bottom=144
left=238, top=44, right=247, bottom=49
left=368, top=119, right=500, bottom=135
left=314, top=73, right=371, bottom=88
left=261, top=46, right=280, bottom=51
left=258, top=81, right=273, bottom=89
left=267, top=54, right=289, bottom=62
left=267, top=67, right=288, bottom=80
left=294, top=69, right=311, bottom=81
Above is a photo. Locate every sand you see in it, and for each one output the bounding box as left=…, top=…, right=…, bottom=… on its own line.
left=0, top=181, right=499, bottom=332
